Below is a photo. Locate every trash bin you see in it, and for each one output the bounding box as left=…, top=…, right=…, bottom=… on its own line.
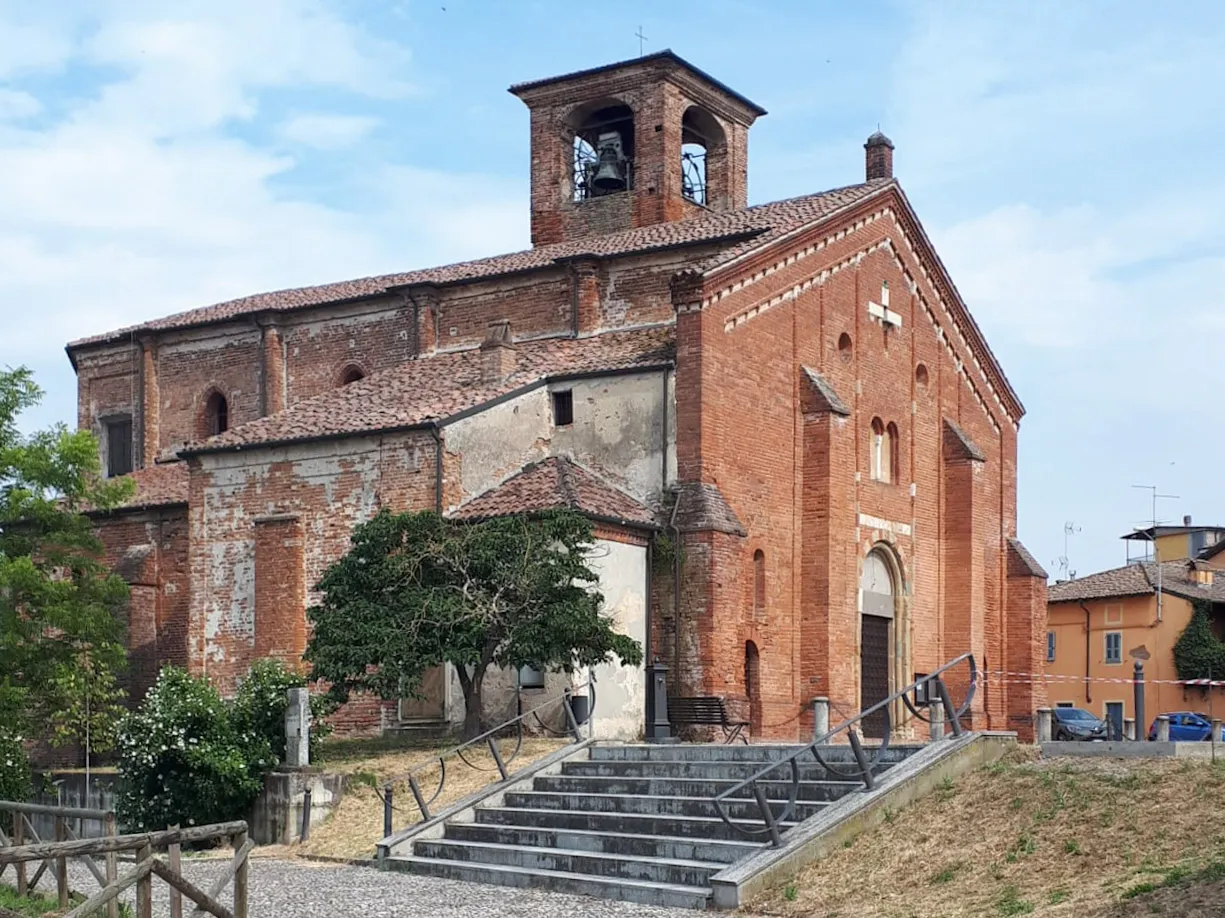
left=569, top=694, right=590, bottom=727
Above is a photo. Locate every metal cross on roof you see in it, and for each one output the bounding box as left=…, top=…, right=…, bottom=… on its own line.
left=636, top=25, right=648, bottom=56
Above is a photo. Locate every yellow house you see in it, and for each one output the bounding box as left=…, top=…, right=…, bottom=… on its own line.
left=1121, top=516, right=1225, bottom=564
left=1047, top=558, right=1225, bottom=736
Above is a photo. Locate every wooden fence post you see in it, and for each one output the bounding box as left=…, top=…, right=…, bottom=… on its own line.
left=14, top=810, right=26, bottom=896
left=169, top=824, right=182, bottom=918
left=56, top=814, right=69, bottom=908
left=136, top=842, right=153, bottom=918
left=233, top=828, right=249, bottom=918
left=105, top=812, right=118, bottom=918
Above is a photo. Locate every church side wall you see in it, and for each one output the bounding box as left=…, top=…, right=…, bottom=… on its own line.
left=187, top=431, right=437, bottom=735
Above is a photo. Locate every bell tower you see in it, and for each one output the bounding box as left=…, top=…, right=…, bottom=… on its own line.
left=510, top=51, right=766, bottom=247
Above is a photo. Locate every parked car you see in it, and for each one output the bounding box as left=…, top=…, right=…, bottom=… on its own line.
left=1052, top=707, right=1108, bottom=741
left=1148, top=711, right=1215, bottom=741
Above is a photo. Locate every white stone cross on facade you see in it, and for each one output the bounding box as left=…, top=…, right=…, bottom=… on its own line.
left=867, top=281, right=903, bottom=328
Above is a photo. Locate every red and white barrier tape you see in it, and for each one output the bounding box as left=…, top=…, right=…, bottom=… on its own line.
left=980, top=669, right=1225, bottom=688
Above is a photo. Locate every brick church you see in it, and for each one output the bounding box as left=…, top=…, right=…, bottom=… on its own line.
left=68, top=52, right=1048, bottom=741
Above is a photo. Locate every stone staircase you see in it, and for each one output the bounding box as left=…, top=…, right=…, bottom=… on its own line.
left=384, top=741, right=926, bottom=908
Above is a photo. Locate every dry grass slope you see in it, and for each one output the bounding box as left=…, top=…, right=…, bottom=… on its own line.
left=296, top=736, right=568, bottom=862
left=754, top=747, right=1225, bottom=918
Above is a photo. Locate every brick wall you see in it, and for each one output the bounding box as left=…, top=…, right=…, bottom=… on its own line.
left=670, top=192, right=1040, bottom=740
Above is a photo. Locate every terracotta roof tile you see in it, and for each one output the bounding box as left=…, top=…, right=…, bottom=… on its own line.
left=180, top=326, right=674, bottom=454
left=67, top=183, right=886, bottom=349
left=1048, top=560, right=1225, bottom=604
left=88, top=462, right=189, bottom=513
left=451, top=457, right=656, bottom=528
left=1007, top=538, right=1048, bottom=579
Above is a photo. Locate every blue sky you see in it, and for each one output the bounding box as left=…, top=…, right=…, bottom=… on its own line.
left=2, top=0, right=1223, bottom=578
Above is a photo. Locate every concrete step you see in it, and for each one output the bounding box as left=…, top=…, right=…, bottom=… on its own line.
left=385, top=855, right=712, bottom=909
left=444, top=822, right=762, bottom=864
left=589, top=743, right=923, bottom=764
left=502, top=790, right=828, bottom=821
left=560, top=758, right=895, bottom=782
left=475, top=805, right=791, bottom=843
left=412, top=838, right=720, bottom=887
left=533, top=773, right=863, bottom=801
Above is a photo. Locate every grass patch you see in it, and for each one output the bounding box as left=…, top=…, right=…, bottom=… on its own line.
left=751, top=753, right=1225, bottom=918
left=293, top=736, right=567, bottom=861
left=0, top=883, right=134, bottom=917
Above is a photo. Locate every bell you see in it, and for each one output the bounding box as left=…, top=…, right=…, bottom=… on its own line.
left=591, top=151, right=625, bottom=192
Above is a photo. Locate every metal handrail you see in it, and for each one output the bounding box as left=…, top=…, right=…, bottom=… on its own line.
left=379, top=678, right=594, bottom=836
left=713, top=653, right=978, bottom=846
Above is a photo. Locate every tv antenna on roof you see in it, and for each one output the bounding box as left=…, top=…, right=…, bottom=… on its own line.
left=1131, top=484, right=1179, bottom=623
left=1053, top=521, right=1081, bottom=580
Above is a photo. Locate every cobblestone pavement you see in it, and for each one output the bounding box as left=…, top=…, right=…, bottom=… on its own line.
left=40, top=856, right=747, bottom=917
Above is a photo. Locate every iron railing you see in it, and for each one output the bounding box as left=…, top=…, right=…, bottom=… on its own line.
left=713, top=653, right=978, bottom=846
left=379, top=678, right=595, bottom=837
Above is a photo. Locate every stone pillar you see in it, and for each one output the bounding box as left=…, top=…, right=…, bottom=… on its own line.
left=139, top=337, right=159, bottom=467
left=1036, top=707, right=1053, bottom=744
left=811, top=697, right=829, bottom=743
left=285, top=687, right=310, bottom=767
left=930, top=702, right=946, bottom=742
left=1124, top=717, right=1135, bottom=741
left=1155, top=714, right=1170, bottom=743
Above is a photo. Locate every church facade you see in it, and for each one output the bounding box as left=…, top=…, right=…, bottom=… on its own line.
left=68, top=52, right=1048, bottom=741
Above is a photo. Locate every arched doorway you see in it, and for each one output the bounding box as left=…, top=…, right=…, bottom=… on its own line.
left=744, top=641, right=761, bottom=739
left=859, top=549, right=897, bottom=738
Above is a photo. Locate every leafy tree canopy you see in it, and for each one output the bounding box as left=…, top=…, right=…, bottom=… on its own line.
left=0, top=366, right=133, bottom=780
left=306, top=508, right=642, bottom=737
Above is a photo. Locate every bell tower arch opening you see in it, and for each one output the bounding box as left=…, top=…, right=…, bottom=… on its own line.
left=510, top=50, right=766, bottom=246
left=569, top=99, right=635, bottom=202
left=680, top=105, right=725, bottom=208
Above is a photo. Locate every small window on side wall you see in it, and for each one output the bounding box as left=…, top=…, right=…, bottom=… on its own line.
left=552, top=390, right=574, bottom=427
left=1105, top=631, right=1122, bottom=665
left=204, top=391, right=229, bottom=437
left=1046, top=631, right=1056, bottom=663
left=105, top=416, right=134, bottom=478
left=340, top=365, right=365, bottom=386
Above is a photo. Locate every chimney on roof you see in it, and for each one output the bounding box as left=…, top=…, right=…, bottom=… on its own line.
left=864, top=131, right=894, bottom=181
left=480, top=320, right=516, bottom=382
left=1184, top=514, right=1193, bottom=526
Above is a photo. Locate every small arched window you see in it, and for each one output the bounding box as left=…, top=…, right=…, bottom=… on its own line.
left=886, top=422, right=900, bottom=483
left=870, top=417, right=886, bottom=481
left=752, top=549, right=766, bottom=621
left=340, top=365, right=365, bottom=386
left=204, top=391, right=228, bottom=437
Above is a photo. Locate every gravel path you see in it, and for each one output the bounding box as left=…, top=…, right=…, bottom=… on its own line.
left=30, top=856, right=742, bottom=917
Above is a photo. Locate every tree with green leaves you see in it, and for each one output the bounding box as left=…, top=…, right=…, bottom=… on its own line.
left=306, top=508, right=642, bottom=738
left=0, top=367, right=132, bottom=791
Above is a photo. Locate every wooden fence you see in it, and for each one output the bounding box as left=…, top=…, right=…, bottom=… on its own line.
left=0, top=809, right=249, bottom=918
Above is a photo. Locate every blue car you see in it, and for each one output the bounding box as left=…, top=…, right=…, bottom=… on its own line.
left=1148, top=711, right=1216, bottom=741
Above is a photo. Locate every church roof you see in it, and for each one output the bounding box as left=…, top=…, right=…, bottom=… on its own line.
left=66, top=181, right=886, bottom=352
left=86, top=462, right=189, bottom=513
left=179, top=326, right=674, bottom=455
left=450, top=457, right=656, bottom=529
left=508, top=49, right=768, bottom=118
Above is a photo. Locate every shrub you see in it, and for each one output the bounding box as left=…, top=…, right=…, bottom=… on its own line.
left=116, top=668, right=273, bottom=832
left=231, top=660, right=332, bottom=763
left=1173, top=603, right=1225, bottom=683
left=0, top=725, right=31, bottom=817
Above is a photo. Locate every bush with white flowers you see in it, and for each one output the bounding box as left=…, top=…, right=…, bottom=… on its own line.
left=0, top=725, right=31, bottom=811
left=116, top=667, right=274, bottom=832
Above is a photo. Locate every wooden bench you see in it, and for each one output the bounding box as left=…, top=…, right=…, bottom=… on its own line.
left=668, top=696, right=750, bottom=744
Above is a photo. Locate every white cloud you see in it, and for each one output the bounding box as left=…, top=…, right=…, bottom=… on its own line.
left=0, top=89, right=41, bottom=120
left=0, top=0, right=524, bottom=434
left=278, top=113, right=379, bottom=149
